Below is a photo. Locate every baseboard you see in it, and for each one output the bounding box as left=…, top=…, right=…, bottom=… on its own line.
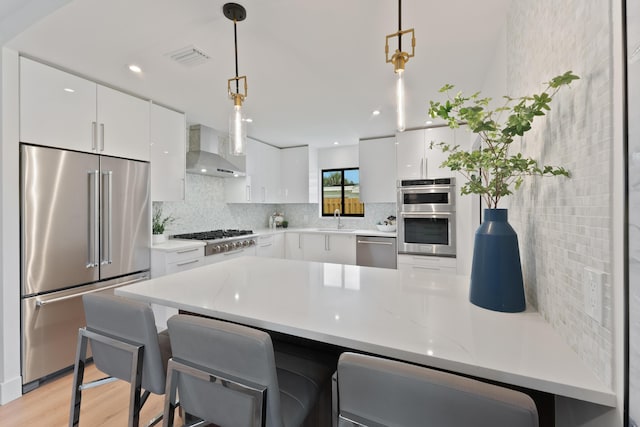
left=0, top=375, right=22, bottom=405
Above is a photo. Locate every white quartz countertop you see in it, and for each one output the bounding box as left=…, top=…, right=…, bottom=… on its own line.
left=254, top=228, right=396, bottom=238
left=150, top=240, right=205, bottom=251
left=115, top=256, right=614, bottom=407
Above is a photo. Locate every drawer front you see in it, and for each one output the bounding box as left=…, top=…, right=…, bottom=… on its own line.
left=397, top=254, right=456, bottom=269
left=397, top=263, right=457, bottom=275
left=164, top=246, right=204, bottom=264
left=165, top=256, right=205, bottom=274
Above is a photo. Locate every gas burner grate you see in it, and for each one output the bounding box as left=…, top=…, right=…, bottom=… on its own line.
left=172, top=229, right=253, bottom=241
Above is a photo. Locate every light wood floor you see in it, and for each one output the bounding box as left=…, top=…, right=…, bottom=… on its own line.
left=0, top=363, right=181, bottom=427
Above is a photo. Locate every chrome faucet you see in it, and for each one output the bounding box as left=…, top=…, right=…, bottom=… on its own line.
left=334, top=209, right=343, bottom=229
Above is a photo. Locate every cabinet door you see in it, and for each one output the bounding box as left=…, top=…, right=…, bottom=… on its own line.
left=284, top=232, right=304, bottom=260
left=301, top=233, right=327, bottom=262
left=150, top=104, right=186, bottom=201
left=280, top=146, right=309, bottom=203
left=396, top=129, right=426, bottom=179
left=424, top=127, right=455, bottom=178
left=97, top=85, right=150, bottom=161
left=20, top=57, right=96, bottom=151
left=263, top=143, right=281, bottom=203
left=359, top=137, right=397, bottom=202
left=224, top=176, right=252, bottom=203
left=326, top=234, right=356, bottom=265
left=256, top=234, right=285, bottom=258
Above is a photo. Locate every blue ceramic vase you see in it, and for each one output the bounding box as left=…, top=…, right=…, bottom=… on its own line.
left=469, top=209, right=526, bottom=312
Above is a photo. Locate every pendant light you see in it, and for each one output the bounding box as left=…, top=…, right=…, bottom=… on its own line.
left=224, top=3, right=248, bottom=155
left=385, top=0, right=415, bottom=132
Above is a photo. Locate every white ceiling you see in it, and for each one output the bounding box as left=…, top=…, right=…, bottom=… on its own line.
left=5, top=0, right=511, bottom=148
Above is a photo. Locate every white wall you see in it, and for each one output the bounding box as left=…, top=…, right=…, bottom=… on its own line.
left=0, top=48, right=22, bottom=404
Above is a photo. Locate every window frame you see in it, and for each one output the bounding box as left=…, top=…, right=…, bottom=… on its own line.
left=321, top=167, right=365, bottom=217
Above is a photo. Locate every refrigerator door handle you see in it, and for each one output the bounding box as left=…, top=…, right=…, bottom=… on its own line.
left=102, top=171, right=113, bottom=265
left=87, top=170, right=99, bottom=268
left=35, top=277, right=147, bottom=307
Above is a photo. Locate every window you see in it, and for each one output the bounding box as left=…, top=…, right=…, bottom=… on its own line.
left=321, top=168, right=364, bottom=217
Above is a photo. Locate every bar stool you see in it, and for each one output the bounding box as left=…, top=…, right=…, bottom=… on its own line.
left=334, top=352, right=539, bottom=427
left=69, top=293, right=172, bottom=427
left=163, top=314, right=334, bottom=427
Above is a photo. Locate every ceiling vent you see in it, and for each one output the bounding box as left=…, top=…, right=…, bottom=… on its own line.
left=166, top=45, right=210, bottom=67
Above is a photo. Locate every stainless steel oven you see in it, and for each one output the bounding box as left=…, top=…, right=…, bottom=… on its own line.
left=397, top=178, right=456, bottom=256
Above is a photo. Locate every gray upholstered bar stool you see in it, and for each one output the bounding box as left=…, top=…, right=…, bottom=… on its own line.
left=163, top=314, right=334, bottom=427
left=334, top=352, right=539, bottom=427
left=70, top=293, right=172, bottom=427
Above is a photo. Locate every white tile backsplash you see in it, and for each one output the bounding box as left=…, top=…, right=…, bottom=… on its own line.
left=155, top=173, right=396, bottom=235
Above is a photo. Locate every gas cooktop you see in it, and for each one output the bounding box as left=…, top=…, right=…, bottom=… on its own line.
left=172, top=229, right=254, bottom=241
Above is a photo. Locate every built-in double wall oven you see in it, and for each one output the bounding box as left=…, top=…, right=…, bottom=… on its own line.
left=397, top=177, right=456, bottom=257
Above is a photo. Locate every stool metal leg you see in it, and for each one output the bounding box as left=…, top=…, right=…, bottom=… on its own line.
left=69, top=329, right=89, bottom=427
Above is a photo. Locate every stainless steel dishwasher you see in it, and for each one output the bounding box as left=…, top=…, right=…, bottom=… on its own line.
left=356, top=235, right=397, bottom=269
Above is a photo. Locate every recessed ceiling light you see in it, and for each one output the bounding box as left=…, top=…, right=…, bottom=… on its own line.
left=426, top=120, right=433, bottom=125
left=63, top=88, right=75, bottom=93
left=372, top=110, right=381, bottom=116
left=244, top=118, right=253, bottom=123
left=128, top=64, right=142, bottom=73
left=163, top=150, right=169, bottom=154
left=333, top=141, right=339, bottom=145
left=200, top=168, right=207, bottom=173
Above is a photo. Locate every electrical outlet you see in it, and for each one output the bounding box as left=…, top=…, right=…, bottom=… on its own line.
left=583, top=267, right=604, bottom=324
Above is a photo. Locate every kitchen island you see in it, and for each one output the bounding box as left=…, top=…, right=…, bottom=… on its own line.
left=115, top=256, right=615, bottom=409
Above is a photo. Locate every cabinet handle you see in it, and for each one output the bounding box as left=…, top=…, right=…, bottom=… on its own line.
left=413, top=256, right=441, bottom=262
left=412, top=265, right=440, bottom=271
left=91, top=122, right=97, bottom=150
left=325, top=235, right=330, bottom=251
left=176, top=259, right=200, bottom=267
left=259, top=243, right=273, bottom=248
left=298, top=234, right=302, bottom=249
left=177, top=248, right=200, bottom=254
left=357, top=240, right=393, bottom=246
left=100, top=123, right=105, bottom=151
left=224, top=249, right=244, bottom=256
left=420, top=158, right=424, bottom=178
left=246, top=185, right=251, bottom=202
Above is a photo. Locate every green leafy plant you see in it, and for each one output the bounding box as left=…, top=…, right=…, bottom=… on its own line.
left=428, top=71, right=579, bottom=209
left=152, top=206, right=175, bottom=235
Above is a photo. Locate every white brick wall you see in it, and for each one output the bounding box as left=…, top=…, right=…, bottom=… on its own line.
left=506, top=0, right=614, bottom=387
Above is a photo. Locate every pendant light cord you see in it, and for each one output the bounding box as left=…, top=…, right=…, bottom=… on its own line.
left=398, top=0, right=402, bottom=52
left=233, top=19, right=239, bottom=94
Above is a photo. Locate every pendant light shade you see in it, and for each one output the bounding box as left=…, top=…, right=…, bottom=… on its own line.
left=224, top=3, right=248, bottom=155
left=385, top=0, right=415, bottom=133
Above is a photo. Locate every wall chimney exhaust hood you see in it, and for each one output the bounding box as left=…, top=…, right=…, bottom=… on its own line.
left=186, top=124, right=245, bottom=178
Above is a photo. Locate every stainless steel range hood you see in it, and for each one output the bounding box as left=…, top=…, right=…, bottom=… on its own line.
left=186, top=124, right=245, bottom=177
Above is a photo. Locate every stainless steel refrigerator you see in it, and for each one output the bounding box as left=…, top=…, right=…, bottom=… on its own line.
left=20, top=143, right=151, bottom=389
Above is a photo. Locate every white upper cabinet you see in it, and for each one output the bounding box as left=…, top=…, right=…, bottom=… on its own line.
left=280, top=146, right=310, bottom=203
left=20, top=57, right=96, bottom=152
left=423, top=127, right=456, bottom=179
left=396, top=127, right=455, bottom=180
left=224, top=138, right=280, bottom=203
left=20, top=57, right=150, bottom=161
left=150, top=103, right=186, bottom=201
left=359, top=137, right=396, bottom=203
left=396, top=129, right=427, bottom=179
left=96, top=85, right=149, bottom=160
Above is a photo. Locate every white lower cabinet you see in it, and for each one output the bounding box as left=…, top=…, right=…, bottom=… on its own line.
left=285, top=232, right=304, bottom=260
left=397, top=254, right=457, bottom=275
left=256, top=233, right=285, bottom=258
left=150, top=242, right=205, bottom=328
left=301, top=233, right=356, bottom=265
